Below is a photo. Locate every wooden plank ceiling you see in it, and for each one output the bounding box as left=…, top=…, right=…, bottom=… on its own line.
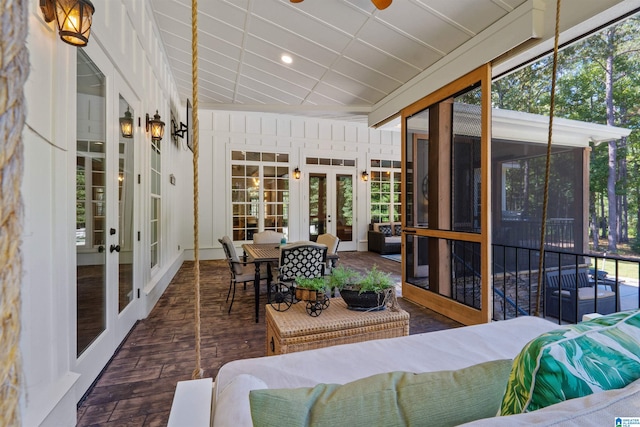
left=150, top=0, right=527, bottom=121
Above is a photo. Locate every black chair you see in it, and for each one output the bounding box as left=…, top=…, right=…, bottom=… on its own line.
left=219, top=236, right=269, bottom=314
left=270, top=241, right=327, bottom=312
left=279, top=241, right=327, bottom=282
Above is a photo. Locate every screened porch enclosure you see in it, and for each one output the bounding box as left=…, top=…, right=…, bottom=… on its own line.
left=492, top=142, right=586, bottom=272
left=400, top=65, right=629, bottom=325
left=404, top=110, right=590, bottom=310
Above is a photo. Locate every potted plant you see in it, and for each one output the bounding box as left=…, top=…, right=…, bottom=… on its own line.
left=330, top=265, right=395, bottom=311
left=327, top=265, right=362, bottom=295
left=294, top=276, right=328, bottom=302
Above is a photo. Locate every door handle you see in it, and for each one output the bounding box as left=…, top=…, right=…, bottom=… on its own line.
left=98, top=245, right=105, bottom=253
left=110, top=244, right=121, bottom=253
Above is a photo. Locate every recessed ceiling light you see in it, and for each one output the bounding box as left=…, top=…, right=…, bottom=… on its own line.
left=281, top=54, right=293, bottom=64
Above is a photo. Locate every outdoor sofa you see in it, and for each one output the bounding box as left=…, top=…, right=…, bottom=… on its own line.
left=208, top=309, right=640, bottom=426
left=545, top=268, right=617, bottom=323
left=367, top=222, right=401, bottom=254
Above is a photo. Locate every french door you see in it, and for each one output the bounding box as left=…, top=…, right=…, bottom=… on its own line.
left=74, top=47, right=141, bottom=395
left=307, top=168, right=357, bottom=251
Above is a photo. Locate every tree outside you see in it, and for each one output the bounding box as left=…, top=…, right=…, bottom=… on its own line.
left=493, top=13, right=640, bottom=256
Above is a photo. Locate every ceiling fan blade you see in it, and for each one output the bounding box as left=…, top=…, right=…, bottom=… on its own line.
left=289, top=0, right=391, bottom=10
left=371, top=0, right=392, bottom=9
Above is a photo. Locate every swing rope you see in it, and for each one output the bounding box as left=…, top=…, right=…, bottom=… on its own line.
left=535, top=0, right=562, bottom=316
left=0, top=0, right=28, bottom=424
left=191, top=0, right=203, bottom=380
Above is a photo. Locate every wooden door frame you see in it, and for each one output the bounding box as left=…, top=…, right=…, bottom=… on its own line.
left=400, top=63, right=492, bottom=325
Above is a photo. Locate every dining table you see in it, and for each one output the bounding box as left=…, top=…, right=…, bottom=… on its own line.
left=242, top=243, right=281, bottom=323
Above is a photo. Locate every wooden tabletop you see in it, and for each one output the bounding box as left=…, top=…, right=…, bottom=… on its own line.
left=242, top=243, right=280, bottom=262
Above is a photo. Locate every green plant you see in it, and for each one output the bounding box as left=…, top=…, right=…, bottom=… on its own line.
left=357, top=265, right=394, bottom=294
left=327, top=266, right=362, bottom=291
left=295, top=276, right=328, bottom=291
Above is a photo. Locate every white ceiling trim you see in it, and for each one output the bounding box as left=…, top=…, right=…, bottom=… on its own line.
left=199, top=103, right=372, bottom=116
left=389, top=105, right=630, bottom=147
left=493, top=108, right=632, bottom=147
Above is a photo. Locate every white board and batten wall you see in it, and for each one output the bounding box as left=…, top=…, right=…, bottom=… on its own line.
left=183, top=110, right=402, bottom=261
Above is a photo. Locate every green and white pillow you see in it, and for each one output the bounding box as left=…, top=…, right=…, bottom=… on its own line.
left=500, top=309, right=640, bottom=415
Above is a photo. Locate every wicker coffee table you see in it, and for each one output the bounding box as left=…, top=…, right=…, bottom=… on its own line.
left=265, top=297, right=410, bottom=356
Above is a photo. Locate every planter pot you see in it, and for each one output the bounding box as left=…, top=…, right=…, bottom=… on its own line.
left=294, top=287, right=325, bottom=302
left=340, top=288, right=390, bottom=311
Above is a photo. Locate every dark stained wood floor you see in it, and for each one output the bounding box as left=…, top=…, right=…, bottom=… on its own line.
left=76, top=251, right=462, bottom=426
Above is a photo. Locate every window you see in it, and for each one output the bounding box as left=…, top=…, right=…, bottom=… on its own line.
left=370, top=159, right=401, bottom=223
left=306, top=157, right=356, bottom=167
left=231, top=151, right=289, bottom=241
left=150, top=138, right=161, bottom=268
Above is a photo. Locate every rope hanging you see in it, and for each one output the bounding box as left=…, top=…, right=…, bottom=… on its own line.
left=0, top=0, right=29, bottom=424
left=535, top=0, right=562, bottom=316
left=191, top=0, right=203, bottom=380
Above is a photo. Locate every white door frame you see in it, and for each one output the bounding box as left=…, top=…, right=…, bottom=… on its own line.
left=303, top=166, right=357, bottom=251
left=73, top=43, right=142, bottom=397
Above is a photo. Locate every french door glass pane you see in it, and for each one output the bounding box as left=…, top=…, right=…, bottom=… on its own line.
left=76, top=50, right=106, bottom=356
left=336, top=175, right=353, bottom=242
left=118, top=95, right=134, bottom=313
left=308, top=174, right=327, bottom=239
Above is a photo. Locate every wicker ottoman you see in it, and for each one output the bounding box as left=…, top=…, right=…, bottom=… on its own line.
left=265, top=297, right=410, bottom=356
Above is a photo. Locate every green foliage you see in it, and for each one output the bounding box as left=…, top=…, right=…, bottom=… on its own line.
left=295, top=276, right=328, bottom=291
left=493, top=13, right=640, bottom=245
left=329, top=265, right=394, bottom=294
left=327, top=266, right=362, bottom=291
left=357, top=265, right=395, bottom=294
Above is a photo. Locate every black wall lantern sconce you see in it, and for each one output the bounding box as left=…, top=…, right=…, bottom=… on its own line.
left=361, top=171, right=369, bottom=182
left=293, top=167, right=301, bottom=179
left=40, top=0, right=96, bottom=47
left=119, top=107, right=133, bottom=138
left=146, top=111, right=165, bottom=142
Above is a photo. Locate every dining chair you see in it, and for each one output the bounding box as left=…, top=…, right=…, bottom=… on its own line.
left=316, top=233, right=340, bottom=271
left=278, top=241, right=328, bottom=288
left=253, top=230, right=284, bottom=276
left=270, top=241, right=328, bottom=312
left=316, top=233, right=340, bottom=296
left=253, top=230, right=284, bottom=244
left=219, top=236, right=270, bottom=314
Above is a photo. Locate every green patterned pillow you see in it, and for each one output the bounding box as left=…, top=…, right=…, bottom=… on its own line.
left=500, top=310, right=640, bottom=415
